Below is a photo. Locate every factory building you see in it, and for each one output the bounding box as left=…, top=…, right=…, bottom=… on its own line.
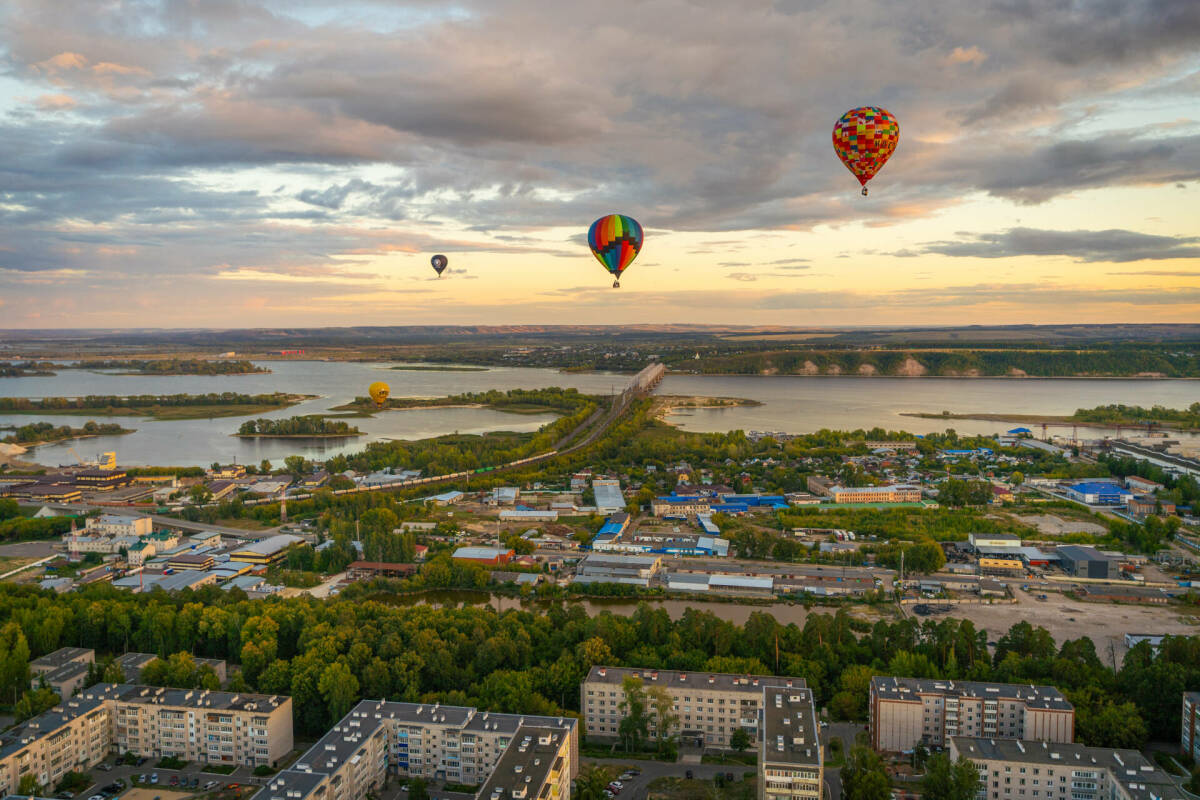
left=1055, top=545, right=1116, bottom=579
left=1064, top=482, right=1132, bottom=506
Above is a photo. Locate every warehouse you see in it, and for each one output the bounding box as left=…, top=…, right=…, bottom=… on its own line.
left=1056, top=544, right=1116, bottom=579
left=1065, top=482, right=1132, bottom=506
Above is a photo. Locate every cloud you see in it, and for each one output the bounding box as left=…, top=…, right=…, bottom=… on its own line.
left=917, top=227, right=1200, bottom=262
left=33, top=94, right=77, bottom=110
left=944, top=46, right=987, bottom=66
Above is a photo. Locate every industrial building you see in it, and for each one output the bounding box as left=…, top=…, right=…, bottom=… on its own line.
left=498, top=508, right=559, bottom=522
left=759, top=686, right=823, bottom=800
left=254, top=699, right=577, bottom=800
left=1065, top=482, right=1132, bottom=506
left=229, top=534, right=304, bottom=566
left=0, top=683, right=293, bottom=796
left=1184, top=693, right=1200, bottom=764
left=869, top=677, right=1074, bottom=752
left=1055, top=545, right=1116, bottom=579
left=979, top=557, right=1025, bottom=576
left=829, top=485, right=921, bottom=504
left=949, top=737, right=1186, bottom=800
left=968, top=533, right=1021, bottom=552
left=582, top=666, right=808, bottom=748
left=452, top=546, right=515, bottom=565
left=593, top=479, right=625, bottom=514
left=574, top=553, right=663, bottom=587
left=651, top=495, right=712, bottom=518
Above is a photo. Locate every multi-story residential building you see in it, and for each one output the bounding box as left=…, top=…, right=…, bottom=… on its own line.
left=582, top=666, right=806, bottom=748
left=759, top=686, right=823, bottom=800
left=29, top=647, right=95, bottom=699
left=255, top=700, right=578, bottom=800
left=869, top=677, right=1073, bottom=752
left=84, top=513, right=153, bottom=538
left=0, top=684, right=292, bottom=796
left=1184, top=692, right=1200, bottom=763
left=949, top=737, right=1185, bottom=800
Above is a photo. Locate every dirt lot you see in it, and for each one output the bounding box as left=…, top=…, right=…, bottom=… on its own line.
left=0, top=541, right=57, bottom=557
left=1012, top=514, right=1107, bottom=535
left=927, top=589, right=1200, bottom=665
left=121, top=789, right=193, bottom=800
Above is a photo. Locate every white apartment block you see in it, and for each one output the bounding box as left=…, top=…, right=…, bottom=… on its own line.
left=0, top=683, right=292, bottom=797
left=870, top=677, right=1074, bottom=752
left=759, top=686, right=823, bottom=800
left=950, top=737, right=1185, bottom=800
left=85, top=514, right=154, bottom=538
left=582, top=666, right=806, bottom=748
left=256, top=700, right=577, bottom=800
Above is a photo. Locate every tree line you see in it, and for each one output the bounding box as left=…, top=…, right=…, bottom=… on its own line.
left=0, top=392, right=295, bottom=412
left=72, top=359, right=268, bottom=375
left=237, top=416, right=361, bottom=436
left=3, top=420, right=132, bottom=444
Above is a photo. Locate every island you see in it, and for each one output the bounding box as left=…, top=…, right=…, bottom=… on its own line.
left=0, top=361, right=57, bottom=377
left=72, top=358, right=270, bottom=375
left=0, top=392, right=310, bottom=420
left=2, top=420, right=134, bottom=445
left=902, top=402, right=1200, bottom=431
left=653, top=394, right=762, bottom=423
left=331, top=387, right=593, bottom=415
left=389, top=364, right=488, bottom=372
left=236, top=416, right=363, bottom=438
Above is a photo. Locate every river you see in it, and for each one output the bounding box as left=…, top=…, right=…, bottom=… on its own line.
left=1, top=361, right=1197, bottom=466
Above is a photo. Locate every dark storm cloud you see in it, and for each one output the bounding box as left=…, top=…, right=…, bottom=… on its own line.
left=918, top=228, right=1200, bottom=262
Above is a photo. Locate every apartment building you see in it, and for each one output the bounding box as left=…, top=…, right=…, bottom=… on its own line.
left=30, top=647, right=94, bottom=699
left=0, top=683, right=121, bottom=796
left=255, top=700, right=578, bottom=800
left=1184, top=693, right=1200, bottom=763
left=582, top=666, right=806, bottom=748
left=759, top=686, right=823, bottom=800
left=869, top=677, right=1073, bottom=752
left=114, top=652, right=228, bottom=685
left=949, top=737, right=1185, bottom=800
left=0, top=684, right=292, bottom=796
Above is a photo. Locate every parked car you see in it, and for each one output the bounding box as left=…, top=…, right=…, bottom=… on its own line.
left=685, top=770, right=694, bottom=780
left=169, top=775, right=179, bottom=786
left=204, top=781, right=219, bottom=790
left=55, top=791, right=73, bottom=799
left=98, top=763, right=113, bottom=771
left=150, top=773, right=159, bottom=784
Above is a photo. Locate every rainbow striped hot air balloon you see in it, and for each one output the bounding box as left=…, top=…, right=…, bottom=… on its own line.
left=588, top=214, right=643, bottom=288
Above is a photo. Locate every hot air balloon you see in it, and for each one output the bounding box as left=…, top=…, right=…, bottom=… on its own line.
left=431, top=254, right=448, bottom=277
left=832, top=106, right=899, bottom=196
left=588, top=214, right=643, bottom=288
left=368, top=381, right=390, bottom=408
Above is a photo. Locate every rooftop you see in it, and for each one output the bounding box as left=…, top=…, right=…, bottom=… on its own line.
left=586, top=666, right=805, bottom=694
left=230, top=534, right=303, bottom=557
left=761, top=686, right=821, bottom=767
left=870, top=676, right=1072, bottom=711
left=30, top=647, right=92, bottom=669
left=477, top=725, right=566, bottom=800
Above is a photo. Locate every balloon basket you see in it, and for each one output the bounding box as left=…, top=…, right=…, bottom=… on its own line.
left=612, top=280, right=620, bottom=288
left=861, top=186, right=868, bottom=196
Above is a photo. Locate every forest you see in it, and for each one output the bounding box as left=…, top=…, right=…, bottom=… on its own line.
left=2, top=420, right=133, bottom=445
left=0, top=583, right=1195, bottom=752
left=236, top=416, right=362, bottom=437
left=1073, top=403, right=1200, bottom=429
left=0, top=361, right=57, bottom=377
left=0, top=392, right=302, bottom=419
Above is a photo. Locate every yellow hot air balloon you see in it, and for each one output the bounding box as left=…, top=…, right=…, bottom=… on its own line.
left=368, top=381, right=390, bottom=408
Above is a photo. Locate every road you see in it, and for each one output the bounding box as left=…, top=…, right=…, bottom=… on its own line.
left=582, top=756, right=755, bottom=800
left=31, top=503, right=280, bottom=539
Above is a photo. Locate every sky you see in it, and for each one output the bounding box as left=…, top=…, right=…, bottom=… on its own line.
left=1, top=0, right=1199, bottom=328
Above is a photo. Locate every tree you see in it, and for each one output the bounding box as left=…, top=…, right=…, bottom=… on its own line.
left=575, top=766, right=612, bottom=800
left=408, top=778, right=429, bottom=800
left=843, top=746, right=891, bottom=800
left=15, top=687, right=60, bottom=721
left=617, top=676, right=650, bottom=752
left=730, top=727, right=751, bottom=753
left=17, top=774, right=41, bottom=796
left=102, top=660, right=126, bottom=683
left=318, top=661, right=359, bottom=724
left=646, top=685, right=678, bottom=756
left=260, top=458, right=273, bottom=474
left=284, top=455, right=307, bottom=480
left=1010, top=471, right=1024, bottom=487
left=188, top=484, right=213, bottom=504
left=922, top=754, right=982, bottom=800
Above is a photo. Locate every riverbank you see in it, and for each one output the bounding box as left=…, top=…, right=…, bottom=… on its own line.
left=0, top=394, right=314, bottom=420
left=390, top=364, right=488, bottom=372
left=0, top=443, right=40, bottom=469
left=5, top=426, right=137, bottom=448
left=901, top=410, right=1200, bottom=432
left=233, top=432, right=364, bottom=439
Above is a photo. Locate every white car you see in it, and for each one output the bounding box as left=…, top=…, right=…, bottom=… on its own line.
left=88, top=795, right=105, bottom=800
left=204, top=781, right=219, bottom=790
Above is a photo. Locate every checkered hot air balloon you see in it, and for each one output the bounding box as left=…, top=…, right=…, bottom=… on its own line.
left=832, top=106, right=900, bottom=196
left=587, top=214, right=643, bottom=288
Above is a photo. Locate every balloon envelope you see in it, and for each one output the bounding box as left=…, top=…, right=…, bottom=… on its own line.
left=588, top=214, right=643, bottom=283
left=431, top=254, right=448, bottom=276
left=832, top=106, right=899, bottom=190
left=368, top=381, right=390, bottom=407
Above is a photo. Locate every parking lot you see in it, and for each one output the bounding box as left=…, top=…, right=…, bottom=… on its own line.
left=68, top=758, right=265, bottom=800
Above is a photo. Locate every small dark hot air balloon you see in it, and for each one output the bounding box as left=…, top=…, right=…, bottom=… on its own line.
left=587, top=214, right=643, bottom=288
left=431, top=254, right=449, bottom=277
left=832, top=106, right=900, bottom=196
